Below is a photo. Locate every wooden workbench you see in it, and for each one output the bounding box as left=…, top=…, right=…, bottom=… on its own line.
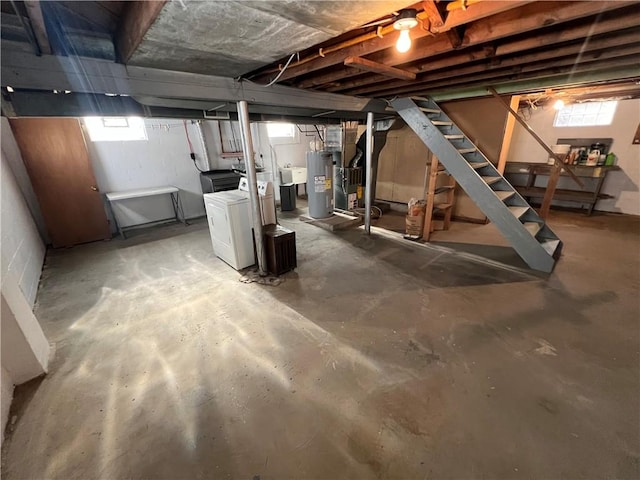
left=504, top=163, right=620, bottom=215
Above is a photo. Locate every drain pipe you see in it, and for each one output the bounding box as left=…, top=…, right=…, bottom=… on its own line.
left=237, top=101, right=267, bottom=276
left=195, top=120, right=212, bottom=170
left=364, top=111, right=374, bottom=234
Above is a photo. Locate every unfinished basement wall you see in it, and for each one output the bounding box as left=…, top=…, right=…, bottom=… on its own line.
left=0, top=131, right=46, bottom=306
left=1, top=122, right=50, bottom=445
left=84, top=119, right=210, bottom=229
left=508, top=98, right=640, bottom=215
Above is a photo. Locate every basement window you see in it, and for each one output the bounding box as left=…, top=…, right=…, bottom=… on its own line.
left=553, top=101, right=618, bottom=127
left=84, top=117, right=148, bottom=141
left=266, top=122, right=295, bottom=139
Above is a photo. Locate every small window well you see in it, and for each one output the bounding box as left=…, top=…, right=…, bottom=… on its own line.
left=84, top=117, right=147, bottom=141
left=266, top=122, right=295, bottom=138
left=553, top=101, right=618, bottom=127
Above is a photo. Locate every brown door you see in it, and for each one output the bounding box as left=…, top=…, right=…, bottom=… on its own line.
left=9, top=118, right=110, bottom=247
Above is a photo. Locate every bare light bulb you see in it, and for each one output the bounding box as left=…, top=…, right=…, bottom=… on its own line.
left=553, top=99, right=565, bottom=110
left=396, top=29, right=411, bottom=53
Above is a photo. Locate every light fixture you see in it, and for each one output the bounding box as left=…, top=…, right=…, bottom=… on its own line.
left=553, top=99, right=565, bottom=110
left=393, top=9, right=418, bottom=53
left=6, top=86, right=14, bottom=93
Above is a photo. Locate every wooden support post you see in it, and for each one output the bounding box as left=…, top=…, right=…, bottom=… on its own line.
left=497, top=94, right=520, bottom=174
left=423, top=156, right=439, bottom=240
left=487, top=87, right=584, bottom=188
left=539, top=162, right=562, bottom=220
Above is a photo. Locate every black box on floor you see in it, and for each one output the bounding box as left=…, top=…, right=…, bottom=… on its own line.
left=264, top=224, right=296, bottom=275
left=279, top=183, right=297, bottom=211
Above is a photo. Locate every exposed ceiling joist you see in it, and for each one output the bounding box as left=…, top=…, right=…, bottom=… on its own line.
left=249, top=0, right=532, bottom=84
left=375, top=56, right=640, bottom=98
left=116, top=0, right=167, bottom=63
left=292, top=0, right=633, bottom=92
left=337, top=30, right=640, bottom=96
left=23, top=1, right=51, bottom=54
left=344, top=56, right=416, bottom=80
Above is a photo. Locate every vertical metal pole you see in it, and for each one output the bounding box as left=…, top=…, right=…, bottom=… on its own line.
left=364, top=112, right=374, bottom=234
left=237, top=101, right=267, bottom=276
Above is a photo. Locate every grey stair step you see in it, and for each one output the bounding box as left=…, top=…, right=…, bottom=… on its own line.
left=482, top=176, right=501, bottom=185
left=541, top=239, right=560, bottom=256
left=389, top=95, right=562, bottom=273
left=495, top=190, right=516, bottom=201
left=524, top=222, right=542, bottom=236
left=470, top=162, right=489, bottom=169
left=457, top=147, right=477, bottom=154
left=508, top=206, right=529, bottom=218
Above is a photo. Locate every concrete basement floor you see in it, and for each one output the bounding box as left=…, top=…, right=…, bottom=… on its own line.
left=2, top=208, right=639, bottom=479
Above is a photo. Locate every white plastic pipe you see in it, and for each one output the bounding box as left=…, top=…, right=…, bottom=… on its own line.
left=237, top=101, right=267, bottom=276
left=364, top=112, right=374, bottom=234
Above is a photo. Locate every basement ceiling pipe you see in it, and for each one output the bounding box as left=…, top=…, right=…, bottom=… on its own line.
left=237, top=100, right=267, bottom=276
left=195, top=120, right=213, bottom=170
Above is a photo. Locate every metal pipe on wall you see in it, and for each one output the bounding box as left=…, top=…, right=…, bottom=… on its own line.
left=237, top=100, right=267, bottom=276
left=195, top=120, right=212, bottom=170
left=364, top=111, right=374, bottom=234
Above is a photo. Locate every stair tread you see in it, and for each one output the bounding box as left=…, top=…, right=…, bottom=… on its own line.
left=541, top=239, right=560, bottom=256
left=495, top=190, right=516, bottom=201
left=482, top=176, right=501, bottom=185
left=523, top=222, right=542, bottom=236
left=432, top=120, right=453, bottom=126
left=508, top=206, right=529, bottom=218
left=444, top=134, right=465, bottom=140
left=419, top=107, right=441, bottom=114
left=470, top=162, right=489, bottom=169
left=457, top=147, right=477, bottom=154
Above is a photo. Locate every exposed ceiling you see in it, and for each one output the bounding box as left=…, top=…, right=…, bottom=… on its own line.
left=246, top=1, right=640, bottom=100
left=1, top=0, right=639, bottom=120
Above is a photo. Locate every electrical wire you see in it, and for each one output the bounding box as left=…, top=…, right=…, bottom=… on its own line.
left=240, top=52, right=298, bottom=87
left=183, top=120, right=205, bottom=172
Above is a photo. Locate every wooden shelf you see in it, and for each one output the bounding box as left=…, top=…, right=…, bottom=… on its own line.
left=515, top=186, right=614, bottom=202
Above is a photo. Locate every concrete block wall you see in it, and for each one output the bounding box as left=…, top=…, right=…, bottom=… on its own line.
left=1, top=120, right=50, bottom=445
left=1, top=124, right=46, bottom=306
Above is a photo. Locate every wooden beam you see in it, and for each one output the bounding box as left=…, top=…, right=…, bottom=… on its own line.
left=297, top=0, right=633, bottom=92
left=345, top=38, right=640, bottom=96
left=250, top=0, right=531, bottom=83
left=364, top=56, right=640, bottom=99
left=24, top=1, right=51, bottom=54
left=440, top=0, right=534, bottom=32
left=539, top=163, right=562, bottom=220
left=496, top=4, right=638, bottom=56
left=344, top=56, right=416, bottom=80
left=487, top=87, right=583, bottom=189
left=116, top=0, right=167, bottom=63
left=497, top=95, right=520, bottom=175
left=334, top=25, right=639, bottom=94
left=421, top=1, right=445, bottom=30
left=464, top=0, right=635, bottom=46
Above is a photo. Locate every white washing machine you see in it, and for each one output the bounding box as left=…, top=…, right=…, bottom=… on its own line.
left=203, top=191, right=255, bottom=270
left=238, top=177, right=276, bottom=226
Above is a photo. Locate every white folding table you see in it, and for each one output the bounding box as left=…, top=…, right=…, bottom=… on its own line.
left=105, top=186, right=187, bottom=238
